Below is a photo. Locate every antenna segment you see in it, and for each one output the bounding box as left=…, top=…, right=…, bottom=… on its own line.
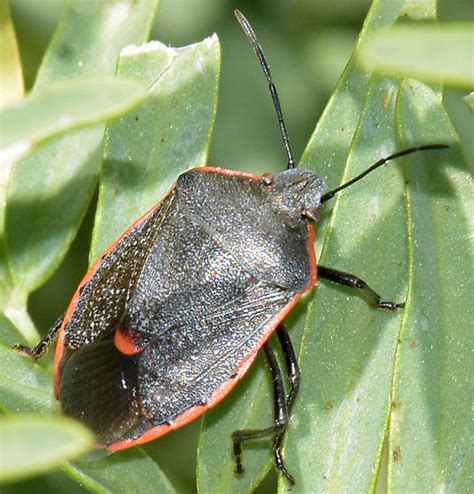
left=235, top=9, right=296, bottom=170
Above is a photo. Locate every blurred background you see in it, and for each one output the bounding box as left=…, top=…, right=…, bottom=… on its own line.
left=7, top=0, right=473, bottom=492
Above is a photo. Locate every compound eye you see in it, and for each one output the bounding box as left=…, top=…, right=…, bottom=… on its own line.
left=262, top=173, right=274, bottom=186
left=302, top=206, right=320, bottom=222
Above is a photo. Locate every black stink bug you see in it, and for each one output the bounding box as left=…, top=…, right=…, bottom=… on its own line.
left=15, top=9, right=448, bottom=485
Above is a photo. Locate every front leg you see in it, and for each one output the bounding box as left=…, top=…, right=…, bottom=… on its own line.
left=318, top=265, right=405, bottom=310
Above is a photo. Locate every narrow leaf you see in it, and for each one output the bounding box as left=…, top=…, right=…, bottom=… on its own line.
left=66, top=449, right=177, bottom=494
left=0, top=0, right=23, bottom=300
left=464, top=92, right=474, bottom=112
left=0, top=415, right=94, bottom=484
left=358, top=24, right=474, bottom=88
left=87, top=35, right=220, bottom=490
left=388, top=79, right=472, bottom=492
left=285, top=72, right=410, bottom=494
left=0, top=78, right=148, bottom=165
left=5, top=0, right=160, bottom=295
left=0, top=0, right=23, bottom=108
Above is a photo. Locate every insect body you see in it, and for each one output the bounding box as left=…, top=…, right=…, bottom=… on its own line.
left=15, top=10, right=448, bottom=485
left=56, top=167, right=323, bottom=451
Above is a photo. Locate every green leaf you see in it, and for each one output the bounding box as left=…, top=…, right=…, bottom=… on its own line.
left=358, top=23, right=474, bottom=88
left=280, top=8, right=472, bottom=494
left=4, top=0, right=160, bottom=296
left=0, top=78, right=148, bottom=165
left=0, top=345, right=56, bottom=414
left=388, top=79, right=472, bottom=492
left=283, top=72, right=414, bottom=493
left=0, top=312, right=26, bottom=348
left=464, top=92, right=474, bottom=112
left=65, top=449, right=177, bottom=494
left=0, top=414, right=94, bottom=484
left=198, top=1, right=439, bottom=492
left=0, top=0, right=23, bottom=301
left=91, top=35, right=221, bottom=260
left=0, top=0, right=23, bottom=109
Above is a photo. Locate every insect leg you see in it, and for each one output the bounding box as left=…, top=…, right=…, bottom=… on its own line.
left=275, top=324, right=299, bottom=412
left=232, top=341, right=294, bottom=484
left=13, top=314, right=64, bottom=359
left=318, top=265, right=404, bottom=310
left=271, top=324, right=299, bottom=476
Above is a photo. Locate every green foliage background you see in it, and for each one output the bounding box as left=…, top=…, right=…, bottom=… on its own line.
left=0, top=0, right=472, bottom=493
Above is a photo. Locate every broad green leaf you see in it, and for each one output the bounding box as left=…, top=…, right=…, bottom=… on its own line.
left=0, top=0, right=23, bottom=109
left=0, top=415, right=94, bottom=484
left=0, top=78, right=148, bottom=165
left=91, top=35, right=221, bottom=259
left=388, top=79, right=472, bottom=492
left=358, top=24, right=474, bottom=88
left=198, top=1, right=437, bottom=492
left=4, top=0, right=160, bottom=298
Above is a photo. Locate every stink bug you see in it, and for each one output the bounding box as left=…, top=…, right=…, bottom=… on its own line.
left=15, top=9, right=448, bottom=485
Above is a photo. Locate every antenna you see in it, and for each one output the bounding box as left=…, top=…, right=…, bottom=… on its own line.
left=320, top=144, right=449, bottom=203
left=234, top=9, right=295, bottom=170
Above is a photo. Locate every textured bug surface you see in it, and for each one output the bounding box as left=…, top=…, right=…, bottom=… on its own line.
left=56, top=167, right=323, bottom=450
left=15, top=9, right=448, bottom=485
